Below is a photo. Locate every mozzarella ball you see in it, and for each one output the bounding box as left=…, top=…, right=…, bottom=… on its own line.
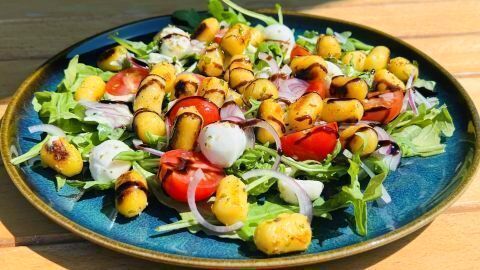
left=89, top=140, right=132, bottom=182
left=263, top=24, right=295, bottom=57
left=155, top=25, right=191, bottom=59
left=198, top=122, right=247, bottom=167
left=278, top=179, right=324, bottom=205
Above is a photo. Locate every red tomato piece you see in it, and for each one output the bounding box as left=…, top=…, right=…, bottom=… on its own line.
left=280, top=123, right=339, bottom=161
left=105, top=67, right=149, bottom=96
left=159, top=150, right=225, bottom=202
left=290, top=45, right=311, bottom=59
left=166, top=96, right=220, bottom=127
left=362, top=91, right=404, bottom=124
left=305, top=80, right=328, bottom=99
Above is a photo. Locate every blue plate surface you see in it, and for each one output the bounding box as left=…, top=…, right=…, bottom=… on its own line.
left=2, top=13, right=478, bottom=268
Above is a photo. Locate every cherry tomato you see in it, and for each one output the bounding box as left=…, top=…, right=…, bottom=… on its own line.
left=281, top=123, right=339, bottom=161
left=214, top=36, right=223, bottom=44
left=105, top=67, right=149, bottom=96
left=290, top=45, right=311, bottom=59
left=159, top=150, right=225, bottom=202
left=167, top=96, right=220, bottom=127
left=362, top=91, right=404, bottom=124
left=305, top=80, right=328, bottom=99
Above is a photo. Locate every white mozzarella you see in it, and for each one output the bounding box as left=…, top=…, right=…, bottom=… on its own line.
left=89, top=140, right=131, bottom=182
left=278, top=179, right=324, bottom=205
left=198, top=122, right=247, bottom=168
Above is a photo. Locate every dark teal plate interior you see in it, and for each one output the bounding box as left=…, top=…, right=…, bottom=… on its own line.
left=4, top=13, right=479, bottom=267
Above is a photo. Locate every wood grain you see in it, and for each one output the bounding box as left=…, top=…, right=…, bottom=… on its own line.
left=0, top=211, right=479, bottom=270
left=1, top=0, right=479, bottom=61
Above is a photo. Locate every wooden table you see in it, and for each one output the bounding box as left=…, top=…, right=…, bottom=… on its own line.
left=0, top=0, right=479, bottom=269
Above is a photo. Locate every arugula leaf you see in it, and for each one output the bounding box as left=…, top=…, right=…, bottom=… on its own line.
left=68, top=132, right=101, bottom=160
left=317, top=155, right=388, bottom=236
left=325, top=28, right=373, bottom=52
left=59, top=55, right=114, bottom=92
left=414, top=78, right=436, bottom=91
left=256, top=41, right=284, bottom=67
left=296, top=30, right=319, bottom=53
left=172, top=9, right=206, bottom=32
left=237, top=199, right=296, bottom=240
left=58, top=175, right=115, bottom=191
left=392, top=125, right=446, bottom=157
left=225, top=144, right=275, bottom=177
left=207, top=0, right=249, bottom=26
left=387, top=103, right=454, bottom=136
left=114, top=150, right=150, bottom=161
left=65, top=179, right=115, bottom=190
left=33, top=91, right=86, bottom=133
left=221, top=0, right=276, bottom=25
left=11, top=136, right=50, bottom=165
left=363, top=172, right=387, bottom=201
left=386, top=103, right=454, bottom=157
left=110, top=35, right=157, bottom=57
left=243, top=98, right=262, bottom=118
left=55, top=175, right=66, bottom=192
left=97, top=124, right=125, bottom=141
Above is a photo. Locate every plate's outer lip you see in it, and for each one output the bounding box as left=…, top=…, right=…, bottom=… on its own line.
left=1, top=10, right=479, bottom=269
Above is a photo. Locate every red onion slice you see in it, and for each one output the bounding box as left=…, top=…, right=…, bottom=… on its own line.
left=342, top=149, right=375, bottom=177
left=127, top=54, right=149, bottom=70
left=258, top=52, right=279, bottom=74
left=373, top=126, right=402, bottom=171
left=242, top=119, right=282, bottom=170
left=220, top=101, right=245, bottom=123
left=407, top=88, right=418, bottom=115
left=376, top=184, right=392, bottom=207
left=165, top=117, right=172, bottom=147
left=279, top=64, right=292, bottom=77
left=214, top=26, right=228, bottom=40
left=401, top=74, right=418, bottom=114
left=275, top=78, right=309, bottom=103
left=132, top=139, right=164, bottom=157
left=28, top=124, right=66, bottom=137
left=188, top=169, right=244, bottom=233
left=242, top=169, right=313, bottom=223
left=244, top=127, right=256, bottom=149
left=373, top=126, right=389, bottom=141
left=80, top=101, right=133, bottom=128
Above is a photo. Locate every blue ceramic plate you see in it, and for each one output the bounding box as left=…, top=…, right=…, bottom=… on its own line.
left=1, top=12, right=479, bottom=269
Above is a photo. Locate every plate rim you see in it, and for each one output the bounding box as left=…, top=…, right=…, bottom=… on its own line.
left=2, top=10, right=479, bottom=269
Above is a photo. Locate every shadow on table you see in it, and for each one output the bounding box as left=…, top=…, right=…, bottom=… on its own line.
left=27, top=225, right=429, bottom=270
left=0, top=165, right=81, bottom=245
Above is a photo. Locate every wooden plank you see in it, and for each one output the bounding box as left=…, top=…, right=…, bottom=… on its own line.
left=0, top=59, right=44, bottom=99
left=310, top=211, right=480, bottom=270
left=0, top=0, right=440, bottom=21
left=0, top=165, right=80, bottom=247
left=1, top=1, right=479, bottom=61
left=299, top=0, right=480, bottom=38
left=403, top=34, right=480, bottom=75
left=0, top=210, right=479, bottom=270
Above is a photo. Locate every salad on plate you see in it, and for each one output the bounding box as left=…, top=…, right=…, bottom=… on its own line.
left=11, top=0, right=454, bottom=255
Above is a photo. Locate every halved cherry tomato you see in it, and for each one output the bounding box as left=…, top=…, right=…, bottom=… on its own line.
left=105, top=67, right=149, bottom=96
left=214, top=28, right=228, bottom=44
left=166, top=96, right=220, bottom=127
left=159, top=150, right=225, bottom=202
left=290, top=45, right=311, bottom=59
left=305, top=80, right=327, bottom=99
left=280, top=123, right=339, bottom=161
left=362, top=91, right=404, bottom=124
